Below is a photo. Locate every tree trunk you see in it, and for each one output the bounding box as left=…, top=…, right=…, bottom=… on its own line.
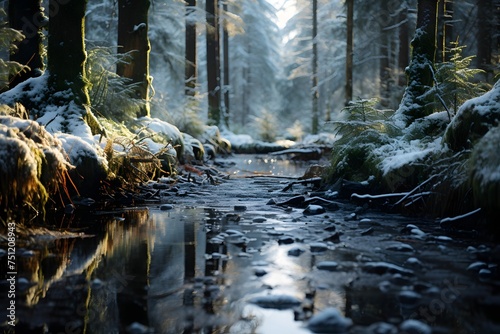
left=206, top=0, right=221, bottom=125
left=185, top=0, right=197, bottom=96
left=8, top=0, right=46, bottom=88
left=477, top=0, right=493, bottom=81
left=48, top=0, right=89, bottom=106
left=394, top=0, right=438, bottom=127
left=311, top=0, right=319, bottom=134
left=345, top=0, right=354, bottom=106
left=398, top=7, right=410, bottom=86
left=222, top=1, right=230, bottom=129
left=117, top=0, right=152, bottom=117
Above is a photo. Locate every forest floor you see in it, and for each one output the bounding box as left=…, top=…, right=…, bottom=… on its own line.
left=1, top=154, right=500, bottom=333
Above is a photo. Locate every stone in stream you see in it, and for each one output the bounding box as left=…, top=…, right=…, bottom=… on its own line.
left=386, top=242, right=414, bottom=252
left=303, top=204, right=326, bottom=215
left=307, top=307, right=353, bottom=333
left=278, top=236, right=295, bottom=245
left=398, top=290, right=422, bottom=306
left=254, top=268, right=268, bottom=277
left=248, top=294, right=302, bottom=310
left=363, top=261, right=414, bottom=276
left=399, top=319, right=431, bottom=334
left=365, top=322, right=398, bottom=334
left=160, top=204, right=174, bottom=211
left=252, top=216, right=267, bottom=223
left=467, top=261, right=488, bottom=272
left=234, top=205, right=247, bottom=211
left=310, top=242, right=329, bottom=253
left=316, top=261, right=339, bottom=271
left=288, top=247, right=306, bottom=257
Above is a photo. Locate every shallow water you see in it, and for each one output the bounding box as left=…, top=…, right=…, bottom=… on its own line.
left=2, top=155, right=500, bottom=333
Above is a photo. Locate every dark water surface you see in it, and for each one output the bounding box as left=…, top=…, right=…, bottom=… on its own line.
left=2, top=155, right=500, bottom=333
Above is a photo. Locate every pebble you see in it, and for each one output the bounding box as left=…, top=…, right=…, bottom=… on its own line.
left=254, top=268, right=268, bottom=277
left=405, top=257, right=423, bottom=269
left=310, top=242, right=328, bottom=253
left=399, top=319, right=431, bottom=334
left=479, top=268, right=493, bottom=280
left=344, top=213, right=357, bottom=221
left=363, top=261, right=414, bottom=276
left=278, top=236, right=295, bottom=245
left=160, top=204, right=174, bottom=211
left=287, top=247, right=306, bottom=257
left=467, top=261, right=488, bottom=272
left=304, top=204, right=326, bottom=215
left=360, top=227, right=374, bottom=235
left=316, top=261, right=339, bottom=271
left=253, top=216, right=267, bottom=223
left=234, top=205, right=247, bottom=211
left=307, top=307, right=353, bottom=333
left=365, top=322, right=398, bottom=334
left=398, top=290, right=422, bottom=305
left=249, top=294, right=302, bottom=310
left=126, top=322, right=153, bottom=334
left=386, top=242, right=414, bottom=252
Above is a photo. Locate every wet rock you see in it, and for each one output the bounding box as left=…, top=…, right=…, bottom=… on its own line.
left=253, top=216, right=267, bottom=223
left=274, top=195, right=306, bottom=207
left=399, top=319, right=431, bottom=334
left=307, top=307, right=353, bottom=333
left=316, top=261, right=339, bottom=271
left=248, top=294, right=302, bottom=310
left=160, top=204, right=174, bottom=211
left=344, top=213, right=358, bottom=221
left=126, top=322, right=153, bottom=334
left=324, top=224, right=337, bottom=232
left=304, top=204, right=326, bottom=215
left=467, top=261, right=488, bottom=272
left=254, top=268, right=268, bottom=277
left=288, top=247, right=306, bottom=257
left=278, top=236, right=295, bottom=245
left=360, top=227, right=375, bottom=235
left=323, top=232, right=341, bottom=243
left=386, top=242, right=414, bottom=252
left=479, top=268, right=493, bottom=280
left=398, top=290, right=422, bottom=306
left=310, top=242, right=329, bottom=253
left=390, top=273, right=412, bottom=286
left=365, top=322, right=398, bottom=334
left=234, top=205, right=247, bottom=211
left=226, top=229, right=244, bottom=237
left=363, top=262, right=414, bottom=276
left=405, top=257, right=423, bottom=269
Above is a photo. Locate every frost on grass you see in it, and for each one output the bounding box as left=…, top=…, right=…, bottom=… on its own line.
left=0, top=115, right=72, bottom=217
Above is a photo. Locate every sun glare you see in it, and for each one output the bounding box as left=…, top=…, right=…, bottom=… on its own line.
left=268, top=0, right=297, bottom=29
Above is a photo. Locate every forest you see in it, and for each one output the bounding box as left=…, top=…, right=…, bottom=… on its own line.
left=2, top=1, right=500, bottom=333
left=0, top=0, right=499, bottom=230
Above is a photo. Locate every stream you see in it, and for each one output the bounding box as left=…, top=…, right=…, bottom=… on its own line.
left=1, top=154, right=500, bottom=334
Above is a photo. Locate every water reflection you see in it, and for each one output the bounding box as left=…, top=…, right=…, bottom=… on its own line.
left=225, top=154, right=309, bottom=177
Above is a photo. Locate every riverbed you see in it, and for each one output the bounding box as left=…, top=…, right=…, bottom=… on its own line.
left=1, top=154, right=499, bottom=333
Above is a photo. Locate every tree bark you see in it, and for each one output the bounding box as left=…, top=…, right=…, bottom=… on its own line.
left=206, top=0, right=221, bottom=125
left=345, top=0, right=354, bottom=106
left=311, top=0, right=319, bottom=134
left=222, top=1, right=230, bottom=129
left=117, top=0, right=152, bottom=117
left=8, top=0, right=46, bottom=88
left=394, top=0, right=438, bottom=127
left=398, top=7, right=410, bottom=86
left=185, top=0, right=197, bottom=96
left=48, top=0, right=89, bottom=106
left=477, top=0, right=493, bottom=80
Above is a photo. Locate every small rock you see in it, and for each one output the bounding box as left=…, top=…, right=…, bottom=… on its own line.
left=160, top=204, right=174, bottom=211
left=399, top=319, right=431, bottom=334
left=254, top=268, right=268, bottom=277
left=278, top=236, right=295, bottom=245
left=323, top=232, right=341, bottom=243
left=288, top=247, right=306, bottom=257
left=307, top=307, right=352, bottom=333
left=398, top=290, right=422, bottom=306
left=360, top=227, right=374, bottom=235
left=405, top=257, right=423, bottom=268
left=304, top=204, right=326, bottom=215
left=479, top=268, right=493, bottom=280
left=344, top=213, right=357, bottom=221
left=234, top=205, right=247, bottom=211
left=467, top=261, right=488, bottom=272
left=386, top=242, right=414, bottom=252
left=126, top=322, right=153, bottom=334
left=365, top=322, right=398, bottom=334
left=310, top=242, right=328, bottom=253
left=253, top=216, right=267, bottom=223
left=316, top=261, right=339, bottom=271
left=363, top=262, right=414, bottom=276
left=248, top=294, right=302, bottom=310
left=324, top=224, right=337, bottom=232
